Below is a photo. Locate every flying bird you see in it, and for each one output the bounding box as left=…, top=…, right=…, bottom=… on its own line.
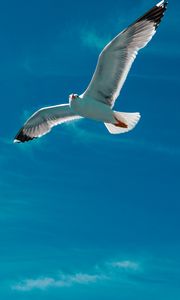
left=14, top=0, right=168, bottom=143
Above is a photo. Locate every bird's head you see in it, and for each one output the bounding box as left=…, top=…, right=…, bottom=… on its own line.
left=69, top=93, right=79, bottom=101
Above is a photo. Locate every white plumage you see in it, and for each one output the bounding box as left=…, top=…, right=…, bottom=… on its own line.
left=14, top=0, right=168, bottom=143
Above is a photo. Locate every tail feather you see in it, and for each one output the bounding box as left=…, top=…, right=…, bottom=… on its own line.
left=105, top=111, right=141, bottom=134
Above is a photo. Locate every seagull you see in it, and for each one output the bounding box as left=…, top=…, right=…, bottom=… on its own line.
left=14, top=0, right=168, bottom=143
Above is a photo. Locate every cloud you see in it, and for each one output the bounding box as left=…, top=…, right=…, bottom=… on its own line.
left=65, top=121, right=180, bottom=157
left=12, top=278, right=55, bottom=291
left=80, top=28, right=110, bottom=51
left=110, top=260, right=140, bottom=271
left=12, top=255, right=180, bottom=293
left=79, top=7, right=179, bottom=58
left=12, top=258, right=143, bottom=292
left=12, top=272, right=106, bottom=292
left=68, top=273, right=104, bottom=284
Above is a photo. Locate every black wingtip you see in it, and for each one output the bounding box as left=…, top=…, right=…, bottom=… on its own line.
left=136, top=0, right=168, bottom=29
left=14, top=128, right=35, bottom=143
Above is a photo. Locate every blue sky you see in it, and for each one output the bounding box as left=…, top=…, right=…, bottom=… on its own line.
left=0, top=0, right=180, bottom=299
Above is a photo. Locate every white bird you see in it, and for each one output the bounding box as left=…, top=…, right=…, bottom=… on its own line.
left=14, top=0, right=168, bottom=143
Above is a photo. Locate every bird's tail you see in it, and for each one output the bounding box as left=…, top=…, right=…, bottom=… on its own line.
left=104, top=111, right=141, bottom=134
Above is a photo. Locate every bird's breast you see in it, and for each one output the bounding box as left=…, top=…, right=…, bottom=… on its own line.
left=70, top=96, right=115, bottom=123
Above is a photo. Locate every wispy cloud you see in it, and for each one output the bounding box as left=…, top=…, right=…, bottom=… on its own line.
left=12, top=258, right=142, bottom=292
left=12, top=257, right=141, bottom=292
left=13, top=277, right=55, bottom=291
left=12, top=272, right=106, bottom=292
left=110, top=260, right=140, bottom=271
left=65, top=121, right=180, bottom=157
left=80, top=28, right=110, bottom=51
left=80, top=8, right=179, bottom=58
left=11, top=254, right=180, bottom=293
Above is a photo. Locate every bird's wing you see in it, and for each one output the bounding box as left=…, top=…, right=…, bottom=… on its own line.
left=14, top=104, right=82, bottom=143
left=82, top=0, right=168, bottom=107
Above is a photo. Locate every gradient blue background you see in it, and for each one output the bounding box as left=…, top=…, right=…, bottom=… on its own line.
left=0, top=0, right=180, bottom=299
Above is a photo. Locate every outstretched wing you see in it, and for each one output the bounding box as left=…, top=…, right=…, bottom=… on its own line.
left=82, top=0, right=168, bottom=107
left=14, top=104, right=82, bottom=143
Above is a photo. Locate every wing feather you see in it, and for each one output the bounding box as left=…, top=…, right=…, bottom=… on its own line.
left=14, top=104, right=81, bottom=143
left=82, top=0, right=168, bottom=107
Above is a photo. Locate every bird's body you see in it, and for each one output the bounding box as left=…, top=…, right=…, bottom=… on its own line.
left=14, top=0, right=168, bottom=143
left=70, top=95, right=115, bottom=124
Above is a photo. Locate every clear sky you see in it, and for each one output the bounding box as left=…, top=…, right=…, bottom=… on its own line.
left=0, top=0, right=180, bottom=299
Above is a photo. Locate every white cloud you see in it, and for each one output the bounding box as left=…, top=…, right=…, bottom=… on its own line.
left=12, top=255, right=180, bottom=293
left=78, top=3, right=180, bottom=77
left=12, top=277, right=55, bottom=291
left=80, top=29, right=110, bottom=51
left=65, top=121, right=180, bottom=157
left=110, top=260, right=140, bottom=271
left=12, top=272, right=106, bottom=292
left=68, top=273, right=104, bottom=284
left=12, top=257, right=142, bottom=293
